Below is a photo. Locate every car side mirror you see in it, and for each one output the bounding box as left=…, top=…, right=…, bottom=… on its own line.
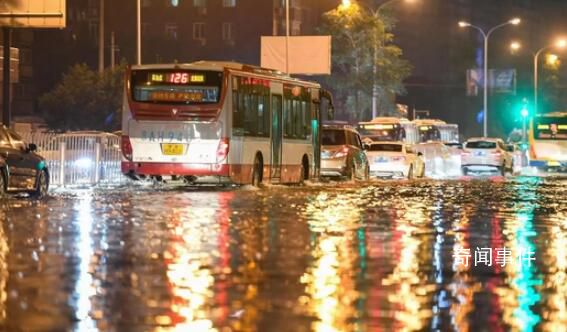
left=417, top=152, right=423, bottom=157
left=27, top=143, right=37, bottom=152
left=363, top=143, right=370, bottom=150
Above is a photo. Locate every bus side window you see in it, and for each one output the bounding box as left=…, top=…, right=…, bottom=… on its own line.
left=232, top=90, right=244, bottom=135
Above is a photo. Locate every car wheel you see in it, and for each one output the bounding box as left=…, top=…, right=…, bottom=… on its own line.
left=32, top=169, right=49, bottom=199
left=498, top=165, right=505, bottom=176
left=350, top=162, right=358, bottom=181
left=462, top=167, right=468, bottom=176
left=251, top=155, right=263, bottom=187
left=0, top=169, right=6, bottom=198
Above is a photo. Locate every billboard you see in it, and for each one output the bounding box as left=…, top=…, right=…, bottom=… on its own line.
left=466, top=69, right=516, bottom=96
left=0, top=0, right=66, bottom=28
left=261, top=36, right=331, bottom=75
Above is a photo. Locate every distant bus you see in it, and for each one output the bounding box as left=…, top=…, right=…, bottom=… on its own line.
left=357, top=117, right=417, bottom=144
left=528, top=112, right=567, bottom=170
left=413, top=119, right=459, bottom=143
left=358, top=117, right=458, bottom=144
left=121, top=61, right=334, bottom=185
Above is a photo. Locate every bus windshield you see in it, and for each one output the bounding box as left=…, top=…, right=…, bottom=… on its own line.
left=130, top=69, right=223, bottom=105
left=534, top=117, right=567, bottom=140
left=417, top=125, right=441, bottom=142
left=358, top=123, right=404, bottom=141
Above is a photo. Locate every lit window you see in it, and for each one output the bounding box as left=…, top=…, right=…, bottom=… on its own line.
left=170, top=0, right=179, bottom=6
left=223, top=0, right=235, bottom=7
left=193, top=22, right=205, bottom=40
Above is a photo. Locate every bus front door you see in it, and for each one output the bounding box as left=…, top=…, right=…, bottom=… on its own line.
left=271, top=95, right=283, bottom=181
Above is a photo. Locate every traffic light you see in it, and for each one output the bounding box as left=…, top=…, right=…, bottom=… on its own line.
left=519, top=98, right=530, bottom=119
left=521, top=106, right=529, bottom=118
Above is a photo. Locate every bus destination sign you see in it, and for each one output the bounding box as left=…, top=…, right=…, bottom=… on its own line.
left=149, top=72, right=205, bottom=85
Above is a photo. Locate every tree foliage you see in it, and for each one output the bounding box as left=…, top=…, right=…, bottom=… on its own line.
left=319, top=4, right=412, bottom=121
left=39, top=63, right=125, bottom=131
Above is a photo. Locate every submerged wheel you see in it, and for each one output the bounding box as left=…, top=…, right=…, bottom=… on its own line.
left=350, top=162, right=358, bottom=181
left=252, top=154, right=263, bottom=187
left=300, top=157, right=309, bottom=185
left=407, top=165, right=414, bottom=179
left=0, top=169, right=6, bottom=199
left=32, top=169, right=49, bottom=199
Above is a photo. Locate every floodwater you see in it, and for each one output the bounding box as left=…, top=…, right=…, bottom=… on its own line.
left=0, top=177, right=566, bottom=331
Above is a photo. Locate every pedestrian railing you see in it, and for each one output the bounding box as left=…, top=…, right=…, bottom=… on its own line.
left=18, top=132, right=125, bottom=187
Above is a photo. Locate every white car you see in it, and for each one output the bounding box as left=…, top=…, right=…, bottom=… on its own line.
left=365, top=142, right=425, bottom=178
left=461, top=138, right=513, bottom=175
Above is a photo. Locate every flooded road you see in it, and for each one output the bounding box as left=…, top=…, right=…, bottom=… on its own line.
left=0, top=177, right=566, bottom=331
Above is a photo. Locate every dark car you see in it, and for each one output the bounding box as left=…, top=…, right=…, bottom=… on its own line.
left=0, top=126, right=49, bottom=198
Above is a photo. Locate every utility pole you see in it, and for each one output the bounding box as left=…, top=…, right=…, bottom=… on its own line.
left=110, top=31, right=115, bottom=69
left=98, top=0, right=104, bottom=74
left=137, top=0, right=141, bottom=65
left=285, top=0, right=290, bottom=74
left=2, top=27, right=11, bottom=127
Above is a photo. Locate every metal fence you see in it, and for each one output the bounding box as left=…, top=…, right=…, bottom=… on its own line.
left=19, top=132, right=125, bottom=187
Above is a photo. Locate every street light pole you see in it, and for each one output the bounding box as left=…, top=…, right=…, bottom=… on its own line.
left=285, top=0, right=290, bottom=74
left=459, top=18, right=520, bottom=137
left=136, top=0, right=141, bottom=65
left=98, top=0, right=104, bottom=74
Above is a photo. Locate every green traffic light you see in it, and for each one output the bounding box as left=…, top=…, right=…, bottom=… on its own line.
left=521, top=107, right=529, bottom=118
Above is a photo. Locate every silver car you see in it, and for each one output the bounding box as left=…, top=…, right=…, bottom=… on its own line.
left=321, top=125, right=369, bottom=180
left=461, top=138, right=513, bottom=175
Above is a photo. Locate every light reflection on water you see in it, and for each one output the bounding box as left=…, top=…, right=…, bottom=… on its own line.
left=0, top=178, right=565, bottom=331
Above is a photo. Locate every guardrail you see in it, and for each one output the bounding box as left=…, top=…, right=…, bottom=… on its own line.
left=19, top=132, right=125, bottom=187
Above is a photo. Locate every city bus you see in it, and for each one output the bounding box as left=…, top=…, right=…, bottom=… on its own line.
left=413, top=119, right=459, bottom=143
left=357, top=117, right=418, bottom=144
left=121, top=61, right=334, bottom=185
left=528, top=112, right=567, bottom=171
left=358, top=117, right=459, bottom=144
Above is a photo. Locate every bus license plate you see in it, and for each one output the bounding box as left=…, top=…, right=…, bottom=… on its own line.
left=162, top=143, right=184, bottom=155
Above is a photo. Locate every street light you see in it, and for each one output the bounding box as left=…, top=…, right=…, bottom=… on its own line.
left=339, top=0, right=417, bottom=119
left=531, top=39, right=566, bottom=115
left=458, top=18, right=521, bottom=137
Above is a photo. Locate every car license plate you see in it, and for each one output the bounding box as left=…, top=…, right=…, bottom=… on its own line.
left=162, top=143, right=184, bottom=155
left=375, top=157, right=387, bottom=163
left=474, top=151, right=485, bottom=156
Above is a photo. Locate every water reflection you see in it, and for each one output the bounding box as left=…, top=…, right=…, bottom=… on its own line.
left=0, top=178, right=565, bottom=331
left=302, top=191, right=362, bottom=332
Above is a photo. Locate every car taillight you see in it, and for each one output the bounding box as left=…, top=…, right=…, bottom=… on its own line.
left=491, top=150, right=502, bottom=155
left=216, top=138, right=230, bottom=163
left=121, top=135, right=133, bottom=161
left=461, top=150, right=471, bottom=156
left=392, top=156, right=406, bottom=162
left=334, top=146, right=349, bottom=158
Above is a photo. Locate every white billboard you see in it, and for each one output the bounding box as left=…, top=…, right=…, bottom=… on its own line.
left=0, top=0, right=66, bottom=28
left=261, top=36, right=331, bottom=75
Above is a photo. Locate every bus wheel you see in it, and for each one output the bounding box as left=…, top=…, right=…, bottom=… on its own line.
left=252, top=154, right=263, bottom=187
left=301, top=156, right=309, bottom=184
left=0, top=169, right=6, bottom=199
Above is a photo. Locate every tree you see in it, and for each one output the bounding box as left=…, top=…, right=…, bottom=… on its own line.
left=319, top=3, right=412, bottom=121
left=39, top=63, right=125, bottom=131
